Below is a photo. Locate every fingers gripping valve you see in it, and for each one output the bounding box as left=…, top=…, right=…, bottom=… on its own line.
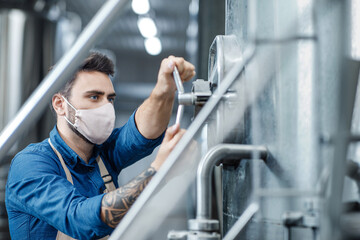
left=173, top=67, right=185, bottom=125
left=173, top=67, right=212, bottom=124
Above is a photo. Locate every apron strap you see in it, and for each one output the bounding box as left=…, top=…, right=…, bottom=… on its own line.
left=48, top=139, right=73, bottom=184
left=97, top=156, right=116, bottom=193
left=48, top=139, right=113, bottom=239
left=49, top=139, right=77, bottom=240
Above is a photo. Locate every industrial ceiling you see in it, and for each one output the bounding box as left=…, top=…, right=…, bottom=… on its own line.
left=65, top=0, right=193, bottom=111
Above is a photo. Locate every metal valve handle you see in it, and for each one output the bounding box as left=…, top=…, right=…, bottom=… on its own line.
left=173, top=67, right=185, bottom=125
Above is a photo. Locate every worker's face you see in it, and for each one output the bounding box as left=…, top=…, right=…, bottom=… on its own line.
left=67, top=71, right=116, bottom=110
left=65, top=71, right=116, bottom=124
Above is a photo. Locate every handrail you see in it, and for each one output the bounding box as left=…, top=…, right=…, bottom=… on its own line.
left=0, top=0, right=130, bottom=163
left=222, top=203, right=259, bottom=240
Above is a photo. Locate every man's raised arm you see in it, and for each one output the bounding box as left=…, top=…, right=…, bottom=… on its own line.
left=135, top=56, right=195, bottom=139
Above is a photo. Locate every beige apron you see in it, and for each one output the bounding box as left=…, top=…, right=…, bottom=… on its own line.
left=49, top=139, right=116, bottom=240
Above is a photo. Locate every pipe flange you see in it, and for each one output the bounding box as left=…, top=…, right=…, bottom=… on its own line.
left=167, top=230, right=188, bottom=240
left=187, top=231, right=221, bottom=240
left=188, top=218, right=219, bottom=231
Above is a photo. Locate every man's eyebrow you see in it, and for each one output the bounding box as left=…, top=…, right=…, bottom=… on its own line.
left=84, top=90, right=117, bottom=97
left=84, top=90, right=105, bottom=95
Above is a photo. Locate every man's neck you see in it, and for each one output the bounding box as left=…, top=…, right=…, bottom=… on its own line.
left=57, top=123, right=94, bottom=164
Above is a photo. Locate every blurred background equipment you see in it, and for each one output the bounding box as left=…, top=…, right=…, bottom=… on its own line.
left=1, top=0, right=360, bottom=240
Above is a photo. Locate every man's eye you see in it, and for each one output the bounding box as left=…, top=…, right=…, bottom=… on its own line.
left=108, top=98, right=115, bottom=103
left=90, top=96, right=98, bottom=100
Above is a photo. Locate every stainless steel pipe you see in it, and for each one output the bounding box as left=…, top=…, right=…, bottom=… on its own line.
left=0, top=0, right=130, bottom=162
left=196, top=144, right=267, bottom=220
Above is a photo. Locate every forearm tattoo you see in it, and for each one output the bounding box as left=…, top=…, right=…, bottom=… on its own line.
left=101, top=167, right=157, bottom=228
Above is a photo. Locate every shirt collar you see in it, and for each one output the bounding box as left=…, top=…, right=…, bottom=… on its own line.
left=49, top=126, right=101, bottom=168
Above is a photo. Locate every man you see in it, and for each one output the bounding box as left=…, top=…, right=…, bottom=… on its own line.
left=5, top=52, right=195, bottom=239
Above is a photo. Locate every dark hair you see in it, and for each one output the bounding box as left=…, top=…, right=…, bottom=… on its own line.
left=59, top=52, right=115, bottom=98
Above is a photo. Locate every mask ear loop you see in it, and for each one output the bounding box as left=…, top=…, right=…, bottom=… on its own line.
left=62, top=96, right=77, bottom=111
left=62, top=96, right=77, bottom=127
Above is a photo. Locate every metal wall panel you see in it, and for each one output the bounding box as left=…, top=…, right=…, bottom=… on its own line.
left=221, top=0, right=319, bottom=239
left=110, top=0, right=360, bottom=239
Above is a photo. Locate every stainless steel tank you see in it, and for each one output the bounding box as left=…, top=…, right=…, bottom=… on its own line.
left=108, top=0, right=360, bottom=239
left=220, top=0, right=319, bottom=239
left=219, top=0, right=360, bottom=239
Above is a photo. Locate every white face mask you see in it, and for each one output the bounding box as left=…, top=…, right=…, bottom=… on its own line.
left=62, top=96, right=115, bottom=145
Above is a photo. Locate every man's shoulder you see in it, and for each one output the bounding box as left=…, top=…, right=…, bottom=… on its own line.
left=14, top=139, right=53, bottom=160
left=9, top=139, right=60, bottom=180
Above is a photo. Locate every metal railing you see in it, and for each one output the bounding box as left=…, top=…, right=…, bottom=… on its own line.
left=222, top=203, right=259, bottom=240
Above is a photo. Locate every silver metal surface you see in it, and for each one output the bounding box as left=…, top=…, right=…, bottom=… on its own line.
left=173, top=66, right=185, bottom=125
left=175, top=105, right=184, bottom=125
left=326, top=57, right=360, bottom=239
left=178, top=94, right=196, bottom=105
left=110, top=0, right=358, bottom=239
left=109, top=0, right=358, bottom=238
left=167, top=231, right=188, bottom=240
left=167, top=222, right=221, bottom=240
left=192, top=79, right=212, bottom=105
left=221, top=0, right=321, bottom=239
left=222, top=203, right=259, bottom=240
left=173, top=66, right=185, bottom=94
left=196, top=144, right=267, bottom=220
left=346, top=160, right=360, bottom=182
left=187, top=231, right=221, bottom=240
left=282, top=211, right=319, bottom=228
left=0, top=10, right=26, bottom=151
left=188, top=219, right=219, bottom=231
left=109, top=45, right=258, bottom=240
left=208, top=35, right=243, bottom=144
left=177, top=79, right=212, bottom=106
left=208, top=35, right=242, bottom=91
left=0, top=0, right=130, bottom=162
left=318, top=0, right=360, bottom=239
left=350, top=0, right=360, bottom=60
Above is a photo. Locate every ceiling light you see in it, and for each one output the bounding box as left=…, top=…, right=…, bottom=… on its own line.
left=144, top=37, right=162, bottom=56
left=137, top=17, right=157, bottom=38
left=132, top=0, right=150, bottom=15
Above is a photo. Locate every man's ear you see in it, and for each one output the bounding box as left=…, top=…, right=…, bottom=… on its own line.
left=52, top=94, right=66, bottom=116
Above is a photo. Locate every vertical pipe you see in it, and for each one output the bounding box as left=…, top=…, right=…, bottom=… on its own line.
left=0, top=11, right=8, bottom=131
left=7, top=10, right=26, bottom=123
left=196, top=144, right=267, bottom=220
left=322, top=0, right=360, bottom=239
left=326, top=58, right=360, bottom=239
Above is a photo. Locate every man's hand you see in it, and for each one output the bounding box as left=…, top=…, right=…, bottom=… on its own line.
left=101, top=124, right=185, bottom=228
left=135, top=56, right=195, bottom=139
left=151, top=123, right=186, bottom=171
left=152, top=56, right=196, bottom=98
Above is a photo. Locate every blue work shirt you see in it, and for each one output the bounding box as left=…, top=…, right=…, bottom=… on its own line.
left=5, top=112, right=164, bottom=239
